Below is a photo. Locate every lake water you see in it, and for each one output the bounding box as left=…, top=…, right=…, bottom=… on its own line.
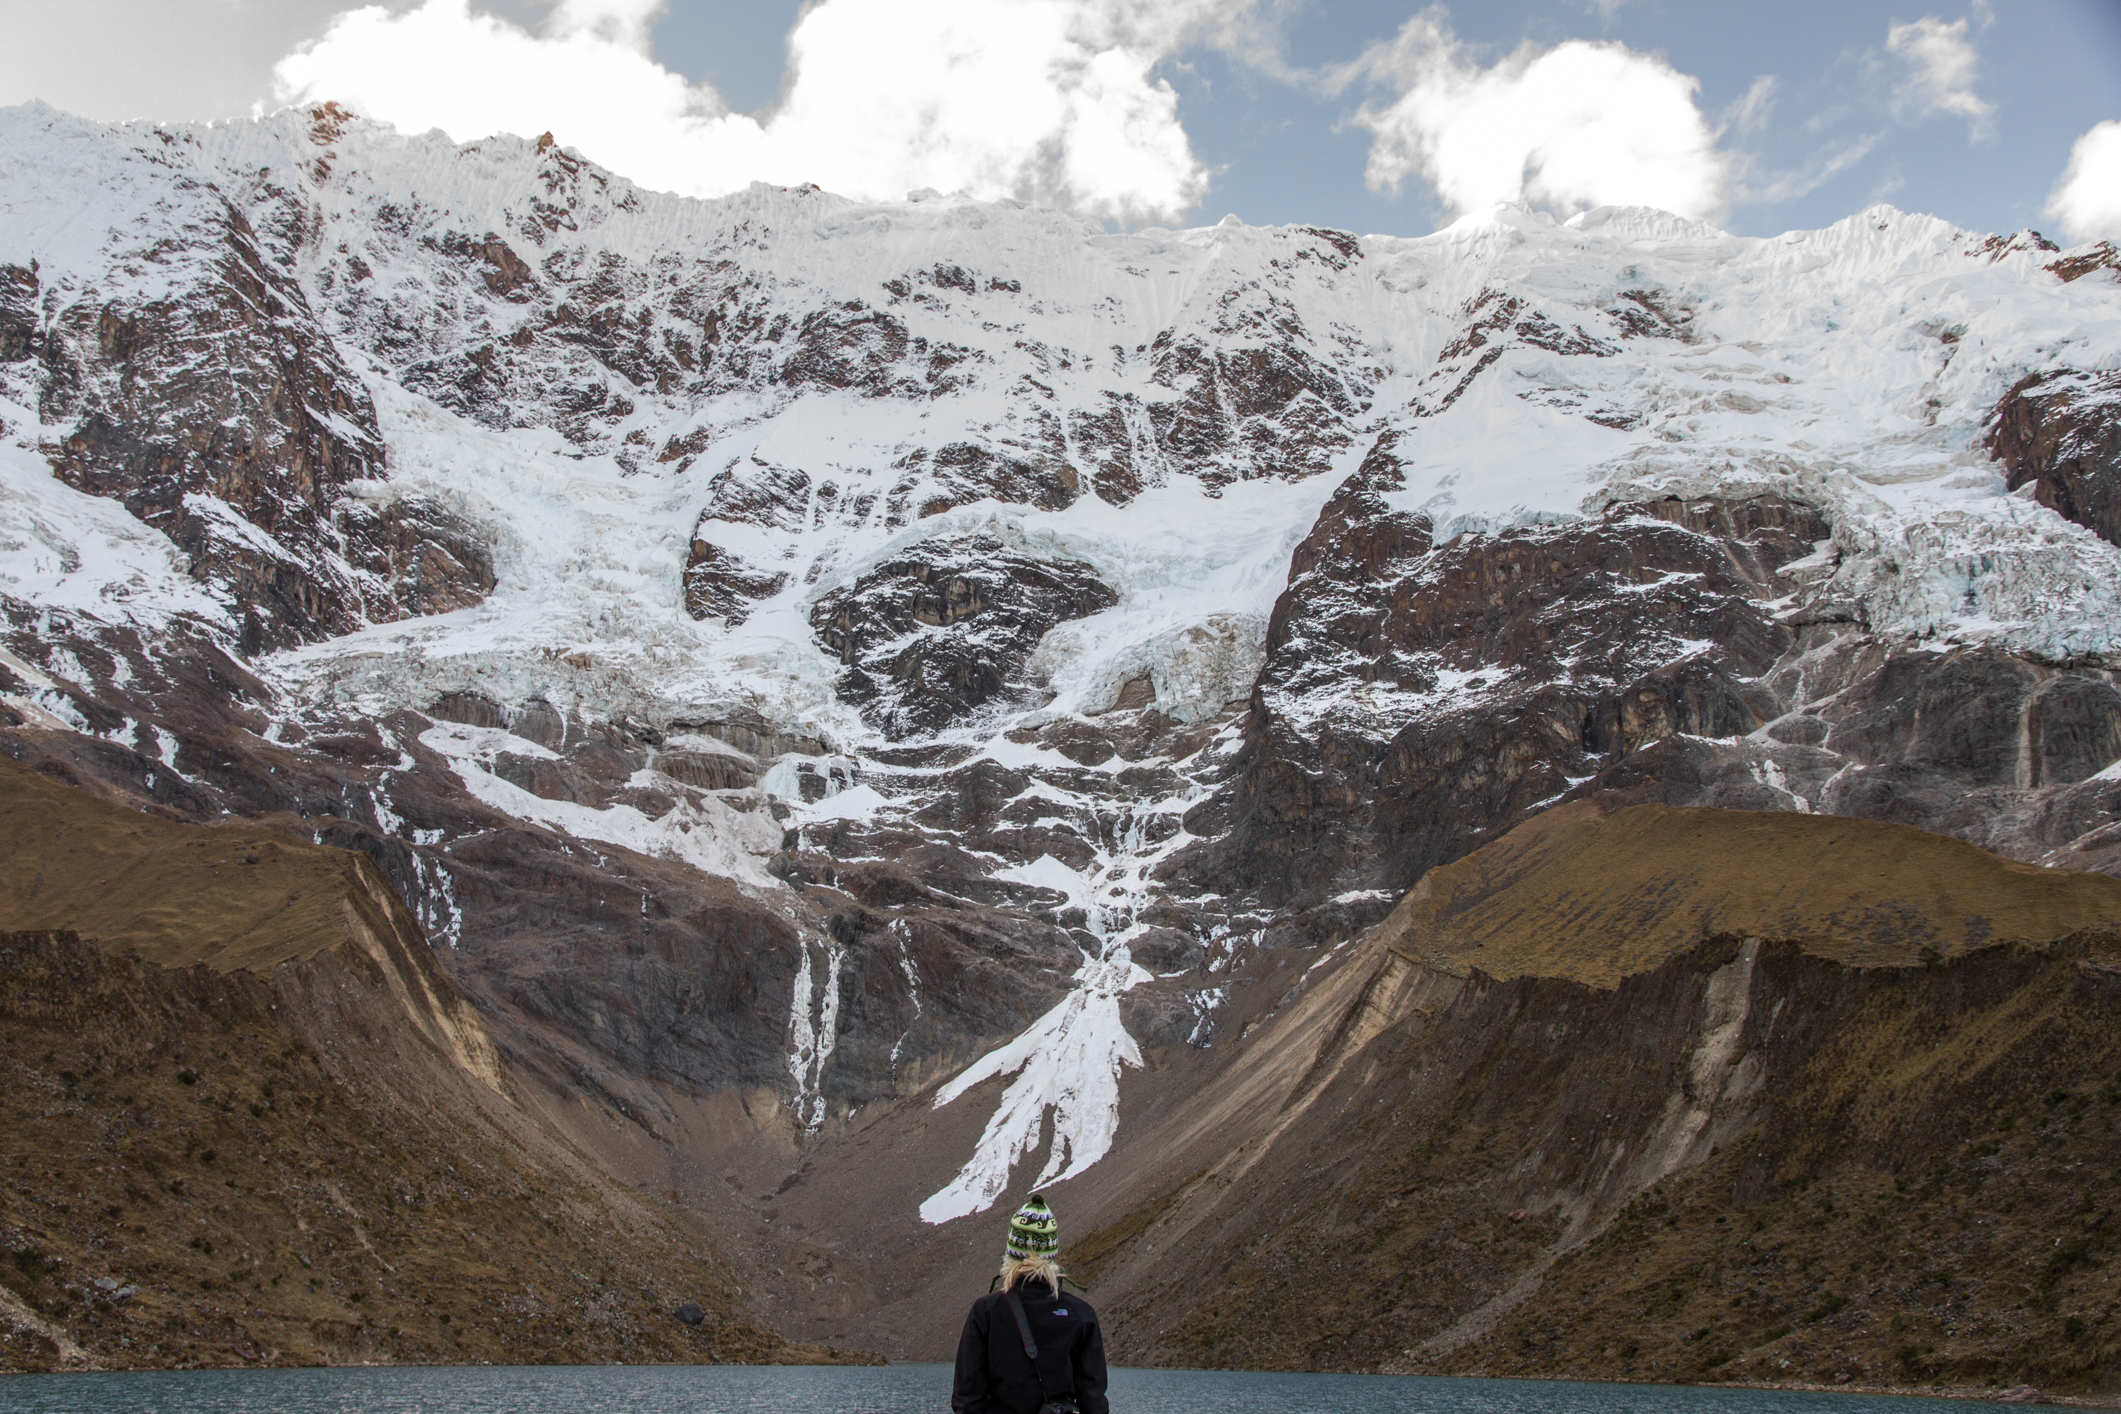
left=0, top=1364, right=2009, bottom=1413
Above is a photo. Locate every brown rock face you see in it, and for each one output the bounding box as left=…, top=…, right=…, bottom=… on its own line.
left=1987, top=369, right=2121, bottom=547
left=683, top=540, right=790, bottom=625
left=337, top=495, right=498, bottom=618
left=1144, top=332, right=1356, bottom=485
left=6, top=208, right=493, bottom=648
left=438, top=230, right=540, bottom=300
left=1185, top=438, right=1830, bottom=911
left=917, top=440, right=1081, bottom=515
left=2049, top=241, right=2121, bottom=284
left=28, top=216, right=375, bottom=646
left=810, top=536, right=1118, bottom=739
left=0, top=262, right=34, bottom=363
left=1154, top=427, right=2121, bottom=933
left=780, top=303, right=914, bottom=395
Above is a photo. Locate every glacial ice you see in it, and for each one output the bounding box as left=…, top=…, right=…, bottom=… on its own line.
left=3, top=100, right=2119, bottom=1220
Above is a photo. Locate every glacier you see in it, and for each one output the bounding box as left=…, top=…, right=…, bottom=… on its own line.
left=2, top=99, right=2120, bottom=1222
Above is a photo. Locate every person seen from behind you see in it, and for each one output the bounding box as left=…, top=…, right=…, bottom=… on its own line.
left=950, top=1193, right=1109, bottom=1414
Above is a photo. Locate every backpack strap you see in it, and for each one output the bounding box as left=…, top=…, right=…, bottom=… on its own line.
left=1004, top=1288, right=1039, bottom=1360
left=1004, top=1287, right=1051, bottom=1406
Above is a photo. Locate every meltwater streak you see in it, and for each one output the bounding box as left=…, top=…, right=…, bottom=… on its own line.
left=0, top=1365, right=2013, bottom=1413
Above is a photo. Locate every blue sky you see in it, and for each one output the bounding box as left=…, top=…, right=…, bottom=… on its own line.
left=3, top=0, right=2118, bottom=241
left=646, top=0, right=2121, bottom=238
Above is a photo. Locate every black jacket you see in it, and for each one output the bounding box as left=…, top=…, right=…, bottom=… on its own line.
left=951, top=1277, right=1109, bottom=1414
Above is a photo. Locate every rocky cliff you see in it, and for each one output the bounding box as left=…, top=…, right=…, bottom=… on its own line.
left=3, top=97, right=2121, bottom=1379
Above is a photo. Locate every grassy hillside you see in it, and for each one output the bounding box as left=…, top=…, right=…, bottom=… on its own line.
left=0, top=757, right=845, bottom=1371
left=1437, top=937, right=2121, bottom=1393
left=1060, top=805, right=2121, bottom=1398
left=0, top=753, right=423, bottom=973
left=1376, top=801, right=2121, bottom=985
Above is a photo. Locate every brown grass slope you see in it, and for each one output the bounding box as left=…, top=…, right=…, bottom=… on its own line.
left=1378, top=800, right=2121, bottom=985
left=1050, top=804, right=2121, bottom=1397
left=1441, top=938, right=2121, bottom=1394
left=0, top=756, right=840, bottom=1372
left=0, top=751, right=416, bottom=973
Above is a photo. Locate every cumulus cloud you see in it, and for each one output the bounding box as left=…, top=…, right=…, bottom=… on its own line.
left=2047, top=120, right=2121, bottom=243
left=272, top=0, right=1233, bottom=220
left=1342, top=11, right=1724, bottom=222
left=1884, top=15, right=1994, bottom=139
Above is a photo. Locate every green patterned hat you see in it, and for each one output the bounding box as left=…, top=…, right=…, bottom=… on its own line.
left=1005, top=1194, right=1059, bottom=1262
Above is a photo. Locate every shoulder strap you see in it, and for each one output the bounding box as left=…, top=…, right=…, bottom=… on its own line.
left=1003, top=1287, right=1051, bottom=1403
left=1004, top=1288, right=1039, bottom=1360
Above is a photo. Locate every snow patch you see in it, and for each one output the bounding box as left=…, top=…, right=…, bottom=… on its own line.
left=919, top=948, right=1151, bottom=1225
left=419, top=722, right=781, bottom=887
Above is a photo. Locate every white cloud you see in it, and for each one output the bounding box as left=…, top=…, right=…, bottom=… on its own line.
left=2047, top=120, right=2121, bottom=243
left=272, top=0, right=1232, bottom=220
left=1884, top=15, right=1994, bottom=139
left=1722, top=75, right=1779, bottom=137
left=1343, top=12, right=1724, bottom=222
left=1726, top=131, right=1882, bottom=209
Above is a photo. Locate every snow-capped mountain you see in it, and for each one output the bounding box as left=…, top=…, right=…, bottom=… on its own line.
left=5, top=96, right=2121, bottom=1254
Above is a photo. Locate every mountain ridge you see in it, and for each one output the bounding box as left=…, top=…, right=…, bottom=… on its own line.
left=3, top=97, right=2121, bottom=1377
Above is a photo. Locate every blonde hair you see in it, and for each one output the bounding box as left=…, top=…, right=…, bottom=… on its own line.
left=999, top=1254, right=1065, bottom=1292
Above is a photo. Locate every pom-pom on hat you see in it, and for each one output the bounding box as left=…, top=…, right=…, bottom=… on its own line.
left=1005, top=1194, right=1059, bottom=1262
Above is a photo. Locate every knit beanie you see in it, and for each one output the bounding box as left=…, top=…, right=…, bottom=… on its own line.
left=1005, top=1194, right=1059, bottom=1263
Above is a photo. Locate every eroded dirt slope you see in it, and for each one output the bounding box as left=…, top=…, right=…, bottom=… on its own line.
left=1007, top=806, right=2121, bottom=1397
left=0, top=759, right=845, bottom=1372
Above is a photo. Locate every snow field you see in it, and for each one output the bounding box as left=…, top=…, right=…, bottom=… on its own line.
left=4, top=101, right=2120, bottom=1220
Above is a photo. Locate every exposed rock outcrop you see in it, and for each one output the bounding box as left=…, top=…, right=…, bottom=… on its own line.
left=1988, top=369, right=2121, bottom=548
left=10, top=198, right=492, bottom=648
left=811, top=536, right=1118, bottom=738
left=1186, top=469, right=1828, bottom=915
left=2051, top=240, right=2121, bottom=284
left=3, top=179, right=496, bottom=652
